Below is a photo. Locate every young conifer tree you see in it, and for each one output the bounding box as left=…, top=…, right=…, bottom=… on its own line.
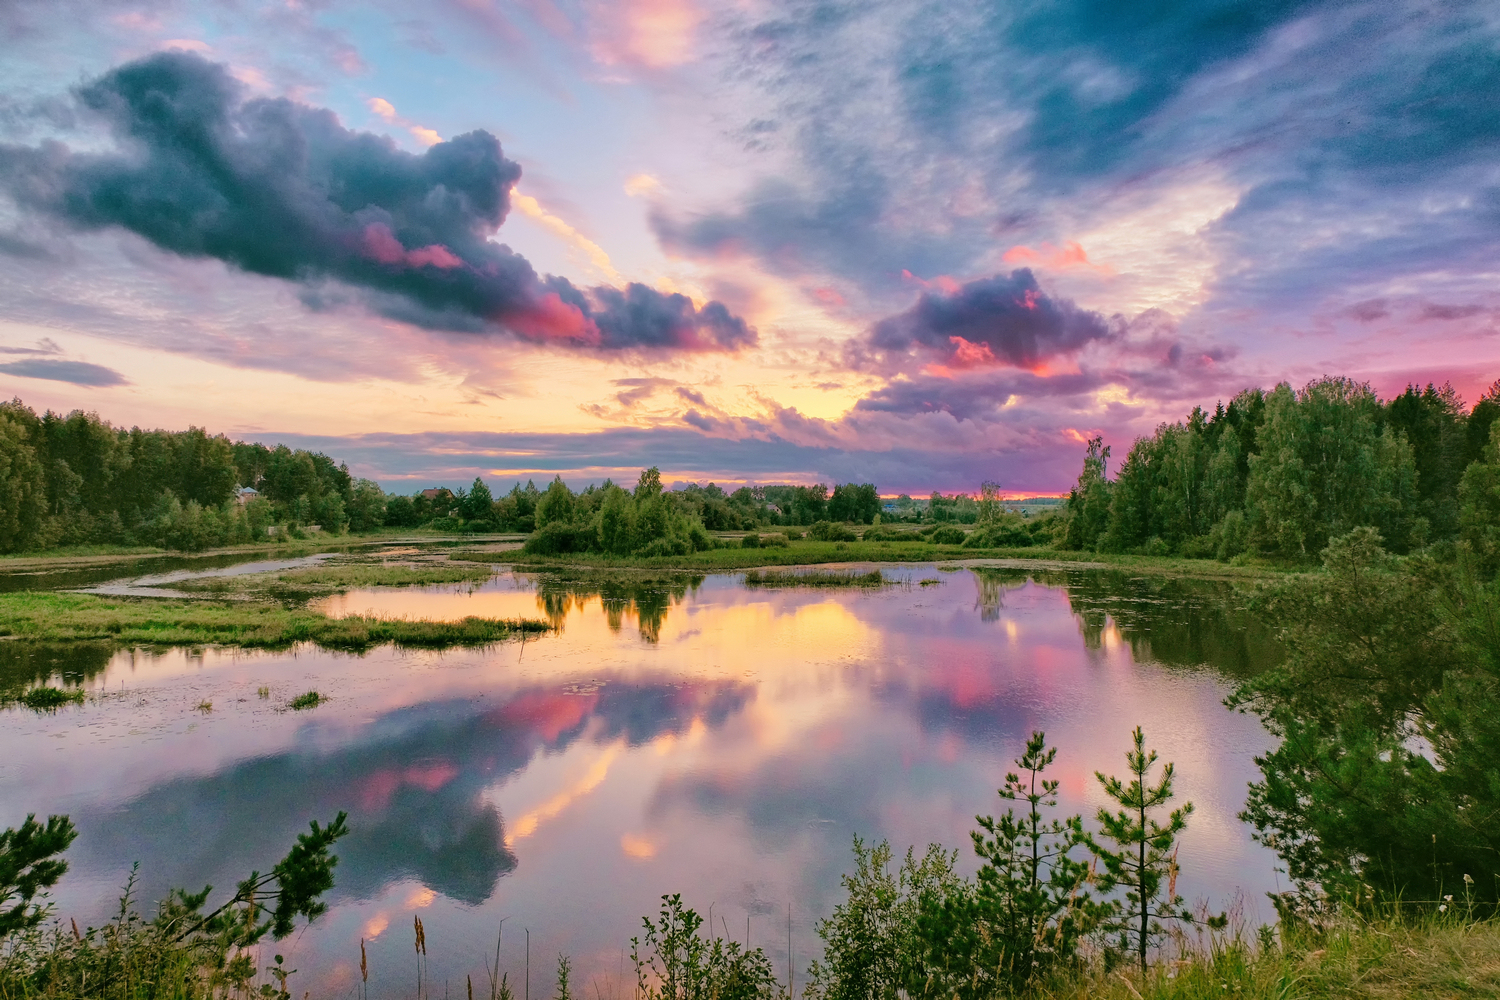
left=1087, top=727, right=1203, bottom=975
left=970, top=731, right=1103, bottom=986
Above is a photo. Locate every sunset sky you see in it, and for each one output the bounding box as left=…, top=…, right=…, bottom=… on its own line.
left=0, top=0, right=1495, bottom=494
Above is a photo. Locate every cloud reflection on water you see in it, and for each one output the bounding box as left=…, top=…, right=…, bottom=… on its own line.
left=1, top=564, right=1282, bottom=997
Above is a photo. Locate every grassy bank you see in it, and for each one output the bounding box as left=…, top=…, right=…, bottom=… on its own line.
left=1043, top=914, right=1500, bottom=999
left=175, top=561, right=496, bottom=596
left=456, top=538, right=1293, bottom=579
left=0, top=591, right=547, bottom=650
left=1, top=907, right=1493, bottom=999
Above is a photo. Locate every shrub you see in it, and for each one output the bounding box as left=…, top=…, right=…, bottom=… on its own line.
left=523, top=520, right=598, bottom=555
left=930, top=525, right=966, bottom=545
left=741, top=532, right=760, bottom=548
left=808, top=520, right=858, bottom=542
left=761, top=533, right=789, bottom=547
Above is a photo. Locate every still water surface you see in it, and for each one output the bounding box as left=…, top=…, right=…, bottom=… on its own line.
left=0, top=563, right=1282, bottom=997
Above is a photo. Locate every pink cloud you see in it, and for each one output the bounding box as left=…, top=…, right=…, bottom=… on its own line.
left=361, top=224, right=464, bottom=269
left=1001, top=241, right=1112, bottom=275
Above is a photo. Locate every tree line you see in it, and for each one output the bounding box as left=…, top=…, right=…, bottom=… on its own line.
left=0, top=398, right=892, bottom=553
left=1061, top=377, right=1500, bottom=560
left=0, top=400, right=375, bottom=553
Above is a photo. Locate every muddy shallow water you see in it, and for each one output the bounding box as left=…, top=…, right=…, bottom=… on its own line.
left=0, top=562, right=1282, bottom=998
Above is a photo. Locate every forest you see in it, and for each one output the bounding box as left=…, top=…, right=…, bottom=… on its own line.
left=6, top=375, right=1499, bottom=561
left=1060, top=377, right=1500, bottom=561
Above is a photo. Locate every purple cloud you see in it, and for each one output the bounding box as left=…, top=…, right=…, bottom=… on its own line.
left=851, top=269, right=1114, bottom=374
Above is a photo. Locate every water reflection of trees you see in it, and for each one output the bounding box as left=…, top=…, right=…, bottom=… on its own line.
left=0, top=641, right=116, bottom=693
left=74, top=674, right=752, bottom=910
left=533, top=573, right=705, bottom=642
left=974, top=568, right=1281, bottom=676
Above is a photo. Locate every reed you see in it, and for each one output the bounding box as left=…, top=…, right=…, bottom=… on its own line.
left=741, top=569, right=889, bottom=588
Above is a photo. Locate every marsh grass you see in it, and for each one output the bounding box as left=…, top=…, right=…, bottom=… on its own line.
left=742, top=569, right=890, bottom=588
left=1036, top=912, right=1500, bottom=1000
left=175, top=561, right=495, bottom=597
left=0, top=591, right=548, bottom=651
left=287, top=691, right=322, bottom=711
left=4, top=686, right=86, bottom=711
left=455, top=540, right=1288, bottom=580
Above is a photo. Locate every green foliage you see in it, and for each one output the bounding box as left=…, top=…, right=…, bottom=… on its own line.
left=1063, top=436, right=1113, bottom=551
left=288, top=691, right=322, bottom=710
left=0, top=814, right=77, bottom=937
left=913, top=733, right=1105, bottom=996
left=741, top=532, right=760, bottom=548
left=1458, top=421, right=1500, bottom=577
left=0, top=400, right=360, bottom=553
left=928, top=525, right=965, bottom=545
left=523, top=469, right=717, bottom=558
left=1232, top=528, right=1500, bottom=904
left=1061, top=377, right=1500, bottom=560
left=828, top=483, right=880, bottom=524
left=631, top=894, right=779, bottom=1000
left=1087, top=727, right=1201, bottom=975
left=536, top=477, right=575, bottom=528
left=805, top=840, right=961, bottom=1000
left=808, top=520, right=858, bottom=542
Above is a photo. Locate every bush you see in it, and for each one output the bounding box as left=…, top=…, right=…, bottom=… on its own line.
left=930, top=525, right=966, bottom=545
left=522, top=520, right=598, bottom=555
left=808, top=520, right=858, bottom=542
left=1143, top=535, right=1171, bottom=557
left=761, top=533, right=789, bottom=547
left=1211, top=510, right=1249, bottom=561
left=741, top=532, right=760, bottom=548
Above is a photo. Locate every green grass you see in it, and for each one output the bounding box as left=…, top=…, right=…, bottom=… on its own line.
left=742, top=568, right=890, bottom=588
left=175, top=560, right=495, bottom=595
left=0, top=591, right=549, bottom=650
left=455, top=538, right=1293, bottom=580
left=1040, top=914, right=1500, bottom=1000
left=288, top=690, right=323, bottom=710
left=0, top=902, right=1494, bottom=1000
left=6, top=685, right=86, bottom=711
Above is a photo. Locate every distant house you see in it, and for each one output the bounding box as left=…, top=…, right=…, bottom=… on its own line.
left=235, top=487, right=259, bottom=505
left=765, top=503, right=782, bottom=514
left=421, top=488, right=450, bottom=499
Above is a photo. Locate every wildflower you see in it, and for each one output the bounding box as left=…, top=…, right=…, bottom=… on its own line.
left=1464, top=874, right=1475, bottom=885
left=1444, top=894, right=1453, bottom=902
left=1439, top=904, right=1448, bottom=913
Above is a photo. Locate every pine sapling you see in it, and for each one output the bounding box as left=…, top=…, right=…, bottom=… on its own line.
left=1087, top=727, right=1196, bottom=976
left=968, top=731, right=1103, bottom=989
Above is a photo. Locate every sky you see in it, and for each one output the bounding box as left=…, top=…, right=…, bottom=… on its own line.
left=0, top=0, right=1496, bottom=494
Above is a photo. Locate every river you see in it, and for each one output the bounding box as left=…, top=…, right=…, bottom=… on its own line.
left=0, top=558, right=1282, bottom=998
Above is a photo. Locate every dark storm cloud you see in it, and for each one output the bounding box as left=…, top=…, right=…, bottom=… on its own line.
left=0, top=358, right=127, bottom=386
left=857, top=269, right=1113, bottom=372
left=0, top=52, right=753, bottom=353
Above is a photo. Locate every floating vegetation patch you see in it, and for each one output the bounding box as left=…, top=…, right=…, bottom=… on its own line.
left=741, top=569, right=888, bottom=588
left=288, top=691, right=323, bottom=711
left=8, top=685, right=86, bottom=712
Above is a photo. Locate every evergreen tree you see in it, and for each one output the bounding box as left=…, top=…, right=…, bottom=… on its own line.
left=1087, top=727, right=1200, bottom=975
